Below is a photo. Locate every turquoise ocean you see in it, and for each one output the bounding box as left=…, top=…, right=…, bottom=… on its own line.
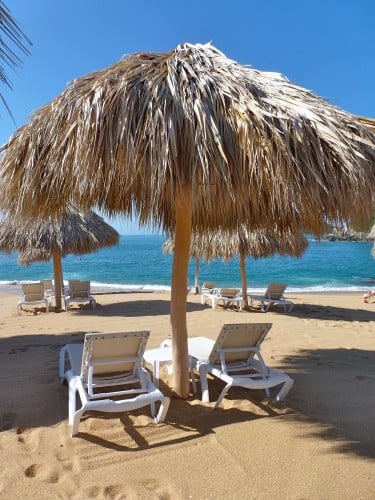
left=0, top=234, right=374, bottom=294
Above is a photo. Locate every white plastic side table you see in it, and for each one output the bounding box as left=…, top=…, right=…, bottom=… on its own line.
left=143, top=347, right=173, bottom=388
left=143, top=347, right=196, bottom=392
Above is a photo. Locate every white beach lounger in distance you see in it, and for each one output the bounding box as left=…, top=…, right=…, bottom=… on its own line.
left=201, top=287, right=243, bottom=311
left=17, top=282, right=50, bottom=314
left=65, top=280, right=96, bottom=310
left=249, top=283, right=294, bottom=312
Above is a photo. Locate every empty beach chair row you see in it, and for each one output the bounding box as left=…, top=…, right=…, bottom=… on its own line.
left=17, top=279, right=96, bottom=313
left=59, top=323, right=293, bottom=437
left=201, top=287, right=243, bottom=311
left=201, top=282, right=295, bottom=313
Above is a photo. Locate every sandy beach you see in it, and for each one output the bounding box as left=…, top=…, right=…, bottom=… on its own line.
left=0, top=289, right=374, bottom=499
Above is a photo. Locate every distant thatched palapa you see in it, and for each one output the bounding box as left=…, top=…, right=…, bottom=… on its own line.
left=0, top=43, right=374, bottom=397
left=18, top=248, right=51, bottom=266
left=163, top=227, right=308, bottom=305
left=0, top=206, right=120, bottom=309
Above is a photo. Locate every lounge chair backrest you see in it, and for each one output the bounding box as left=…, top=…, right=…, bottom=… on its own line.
left=68, top=280, right=90, bottom=298
left=40, top=279, right=53, bottom=292
left=21, top=282, right=43, bottom=301
left=219, top=288, right=240, bottom=298
left=202, top=282, right=215, bottom=291
left=208, top=323, right=272, bottom=364
left=68, top=280, right=80, bottom=293
left=80, top=331, right=150, bottom=383
left=265, top=283, right=287, bottom=300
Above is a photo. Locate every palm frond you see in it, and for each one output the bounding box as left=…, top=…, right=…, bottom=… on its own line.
left=0, top=1, right=32, bottom=120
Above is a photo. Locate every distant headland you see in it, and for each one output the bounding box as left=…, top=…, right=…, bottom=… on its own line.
left=323, top=224, right=375, bottom=242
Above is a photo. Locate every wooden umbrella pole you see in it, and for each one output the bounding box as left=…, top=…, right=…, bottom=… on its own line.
left=170, top=186, right=192, bottom=398
left=52, top=253, right=63, bottom=310
left=239, top=247, right=248, bottom=307
left=194, top=257, right=200, bottom=294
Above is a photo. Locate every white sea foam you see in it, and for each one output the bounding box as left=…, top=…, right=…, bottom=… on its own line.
left=0, top=236, right=373, bottom=294
left=0, top=280, right=369, bottom=295
left=90, top=281, right=171, bottom=293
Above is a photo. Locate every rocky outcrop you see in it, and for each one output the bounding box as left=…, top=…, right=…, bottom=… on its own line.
left=323, top=224, right=375, bottom=242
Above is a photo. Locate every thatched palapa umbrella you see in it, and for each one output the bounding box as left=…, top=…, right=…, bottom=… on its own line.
left=0, top=43, right=374, bottom=397
left=0, top=205, right=119, bottom=309
left=17, top=248, right=51, bottom=266
left=357, top=116, right=375, bottom=132
left=163, top=227, right=308, bottom=306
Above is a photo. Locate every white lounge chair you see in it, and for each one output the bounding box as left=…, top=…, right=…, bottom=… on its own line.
left=59, top=330, right=170, bottom=436
left=40, top=279, right=53, bottom=295
left=65, top=280, right=96, bottom=310
left=40, top=279, right=55, bottom=307
left=187, top=323, right=294, bottom=408
left=201, top=282, right=216, bottom=293
left=17, top=282, right=50, bottom=314
left=201, top=287, right=243, bottom=311
left=249, top=283, right=294, bottom=312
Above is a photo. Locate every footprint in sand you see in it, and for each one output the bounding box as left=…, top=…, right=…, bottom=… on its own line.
left=16, top=427, right=40, bottom=452
left=54, top=444, right=82, bottom=477
left=79, top=484, right=137, bottom=499
left=49, top=343, right=64, bottom=352
left=356, top=375, right=375, bottom=381
left=138, top=479, right=181, bottom=499
left=78, top=480, right=180, bottom=499
left=33, top=374, right=56, bottom=385
left=24, top=463, right=60, bottom=484
left=8, top=347, right=28, bottom=354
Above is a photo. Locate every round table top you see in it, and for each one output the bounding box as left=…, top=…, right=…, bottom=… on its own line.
left=143, top=347, right=173, bottom=363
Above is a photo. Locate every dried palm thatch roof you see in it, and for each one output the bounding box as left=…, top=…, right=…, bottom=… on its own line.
left=0, top=42, right=374, bottom=235
left=163, top=227, right=308, bottom=261
left=0, top=205, right=120, bottom=256
left=357, top=116, right=375, bottom=133
left=17, top=248, right=50, bottom=265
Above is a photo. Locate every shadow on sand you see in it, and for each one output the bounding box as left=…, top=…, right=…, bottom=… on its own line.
left=0, top=329, right=374, bottom=458
left=59, top=297, right=206, bottom=317
left=248, top=299, right=375, bottom=323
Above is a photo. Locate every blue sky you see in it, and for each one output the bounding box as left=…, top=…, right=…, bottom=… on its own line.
left=1, top=0, right=374, bottom=234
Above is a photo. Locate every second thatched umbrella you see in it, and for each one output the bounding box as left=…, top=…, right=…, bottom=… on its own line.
left=164, top=227, right=308, bottom=306
left=0, top=43, right=374, bottom=396
left=0, top=205, right=120, bottom=309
